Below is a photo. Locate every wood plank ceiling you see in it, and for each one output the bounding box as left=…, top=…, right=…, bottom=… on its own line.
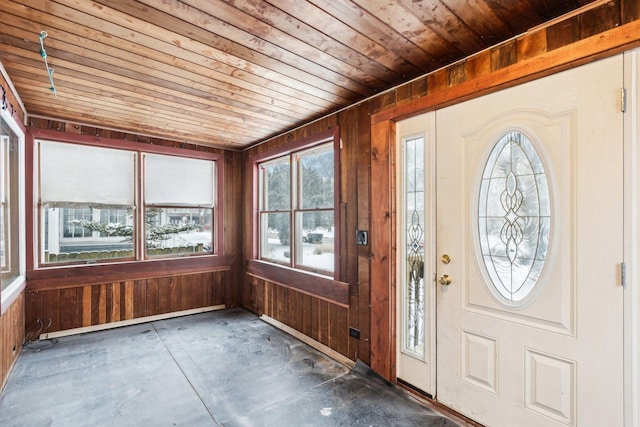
left=0, top=0, right=594, bottom=149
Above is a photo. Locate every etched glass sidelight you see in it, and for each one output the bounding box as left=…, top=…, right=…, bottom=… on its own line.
left=404, top=137, right=425, bottom=355
left=478, top=131, right=550, bottom=302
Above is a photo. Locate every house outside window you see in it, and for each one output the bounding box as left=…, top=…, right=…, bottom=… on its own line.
left=258, top=139, right=336, bottom=276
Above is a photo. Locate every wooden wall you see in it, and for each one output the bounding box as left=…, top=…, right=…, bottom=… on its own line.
left=0, top=63, right=26, bottom=392
left=241, top=1, right=640, bottom=370
left=25, top=271, right=228, bottom=334
left=243, top=107, right=372, bottom=363
left=23, top=119, right=243, bottom=335
left=0, top=293, right=24, bottom=392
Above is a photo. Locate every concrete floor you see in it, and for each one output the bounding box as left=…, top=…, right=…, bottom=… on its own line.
left=0, top=308, right=460, bottom=426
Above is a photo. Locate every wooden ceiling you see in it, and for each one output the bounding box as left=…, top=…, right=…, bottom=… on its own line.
left=0, top=0, right=595, bottom=149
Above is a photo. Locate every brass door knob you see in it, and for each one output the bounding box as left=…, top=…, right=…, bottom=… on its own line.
left=439, top=275, right=452, bottom=286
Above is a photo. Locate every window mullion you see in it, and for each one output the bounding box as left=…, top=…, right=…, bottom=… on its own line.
left=291, top=153, right=298, bottom=268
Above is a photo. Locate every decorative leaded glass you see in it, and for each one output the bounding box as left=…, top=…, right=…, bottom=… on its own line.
left=404, top=137, right=425, bottom=354
left=478, top=131, right=550, bottom=302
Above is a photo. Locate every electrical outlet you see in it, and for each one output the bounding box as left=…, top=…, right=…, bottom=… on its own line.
left=356, top=230, right=368, bottom=245
left=349, top=327, right=360, bottom=340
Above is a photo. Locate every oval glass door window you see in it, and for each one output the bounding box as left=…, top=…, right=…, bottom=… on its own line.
left=478, top=131, right=550, bottom=303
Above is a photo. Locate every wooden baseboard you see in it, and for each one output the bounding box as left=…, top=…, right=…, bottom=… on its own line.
left=259, top=314, right=355, bottom=369
left=39, top=305, right=226, bottom=340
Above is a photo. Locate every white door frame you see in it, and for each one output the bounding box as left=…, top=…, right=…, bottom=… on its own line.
left=623, top=48, right=640, bottom=427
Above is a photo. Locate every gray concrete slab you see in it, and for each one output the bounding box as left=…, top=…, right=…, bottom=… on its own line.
left=0, top=308, right=460, bottom=426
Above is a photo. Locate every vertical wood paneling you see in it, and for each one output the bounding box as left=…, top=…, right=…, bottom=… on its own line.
left=580, top=2, right=620, bottom=39
left=318, top=299, right=329, bottom=346
left=181, top=274, right=193, bottom=311
left=25, top=271, right=228, bottom=335
left=0, top=293, right=24, bottom=392
left=491, top=40, right=517, bottom=71
left=310, top=296, right=319, bottom=342
left=158, top=277, right=171, bottom=314
left=98, top=285, right=107, bottom=324
left=124, top=281, right=134, bottom=320
left=465, top=50, right=492, bottom=81
left=623, top=0, right=640, bottom=22
left=356, top=103, right=372, bottom=365
left=170, top=276, right=181, bottom=312
left=82, top=286, right=92, bottom=326
left=546, top=16, right=581, bottom=51
left=133, top=279, right=146, bottom=319
left=110, top=283, right=121, bottom=322
left=517, top=30, right=547, bottom=62
left=76, top=287, right=84, bottom=328
left=59, top=288, right=77, bottom=330
left=25, top=290, right=42, bottom=331
left=224, top=150, right=244, bottom=308
left=43, top=290, right=61, bottom=332
left=91, top=286, right=101, bottom=325
left=302, top=293, right=312, bottom=337
left=370, top=119, right=394, bottom=380
left=0, top=312, right=4, bottom=390
left=146, top=278, right=159, bottom=317
left=192, top=273, right=204, bottom=308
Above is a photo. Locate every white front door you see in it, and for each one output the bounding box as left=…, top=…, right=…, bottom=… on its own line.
left=435, top=55, right=624, bottom=426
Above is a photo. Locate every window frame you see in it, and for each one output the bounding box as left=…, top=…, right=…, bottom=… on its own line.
left=248, top=127, right=348, bottom=306
left=258, top=142, right=336, bottom=275
left=142, top=152, right=216, bottom=259
left=0, top=108, right=26, bottom=314
left=26, top=130, right=227, bottom=287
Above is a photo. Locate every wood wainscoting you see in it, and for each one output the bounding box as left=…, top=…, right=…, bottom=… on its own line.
left=0, top=292, right=25, bottom=392
left=243, top=275, right=366, bottom=363
left=25, top=271, right=229, bottom=336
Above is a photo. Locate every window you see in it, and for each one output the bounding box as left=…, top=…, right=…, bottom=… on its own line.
left=478, top=131, right=550, bottom=303
left=39, top=140, right=136, bottom=264
left=258, top=141, right=336, bottom=275
left=1, top=115, right=22, bottom=290
left=37, top=139, right=217, bottom=266
left=143, top=153, right=215, bottom=256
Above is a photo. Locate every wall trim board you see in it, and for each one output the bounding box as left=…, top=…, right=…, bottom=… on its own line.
left=39, top=304, right=226, bottom=340
left=247, top=260, right=349, bottom=307
left=27, top=259, right=233, bottom=291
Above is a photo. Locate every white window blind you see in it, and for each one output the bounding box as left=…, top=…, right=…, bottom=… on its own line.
left=144, top=153, right=214, bottom=207
left=39, top=140, right=136, bottom=207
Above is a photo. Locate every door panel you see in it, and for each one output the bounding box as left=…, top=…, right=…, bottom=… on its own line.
left=436, top=56, right=624, bottom=426
left=396, top=112, right=436, bottom=395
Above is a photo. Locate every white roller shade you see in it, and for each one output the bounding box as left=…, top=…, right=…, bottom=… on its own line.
left=144, top=153, right=215, bottom=207
left=39, top=140, right=136, bottom=207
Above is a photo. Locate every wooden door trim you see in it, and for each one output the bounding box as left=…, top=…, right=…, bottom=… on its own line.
left=369, top=119, right=396, bottom=381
